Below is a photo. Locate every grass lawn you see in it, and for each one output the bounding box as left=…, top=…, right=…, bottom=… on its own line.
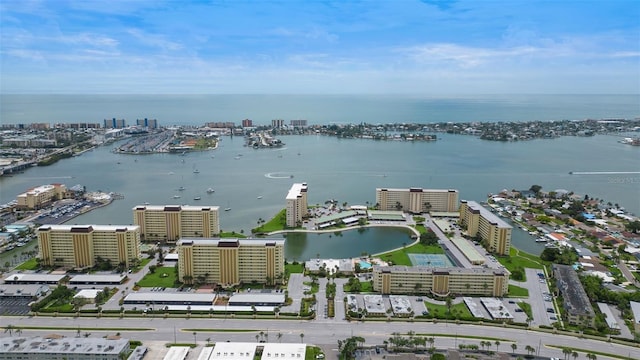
left=220, top=231, right=247, bottom=238
left=15, top=258, right=39, bottom=270
left=254, top=209, right=287, bottom=233
left=508, top=284, right=529, bottom=297
left=425, top=301, right=473, bottom=319
left=379, top=242, right=444, bottom=266
left=285, top=263, right=304, bottom=274
left=517, top=301, right=532, bottom=319
left=497, top=247, right=544, bottom=277
left=137, top=266, right=178, bottom=288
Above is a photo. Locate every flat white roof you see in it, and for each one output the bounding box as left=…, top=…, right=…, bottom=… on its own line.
left=377, top=187, right=458, bottom=193
left=197, top=347, right=215, bottom=360
left=164, top=346, right=191, bottom=360
left=177, top=238, right=285, bottom=246
left=70, top=274, right=126, bottom=283
left=211, top=342, right=257, bottom=359
left=4, top=273, right=65, bottom=282
left=124, top=292, right=217, bottom=304
left=261, top=343, right=307, bottom=360
left=631, top=301, right=640, bottom=324
left=75, top=289, right=102, bottom=299
left=37, top=224, right=140, bottom=232
left=462, top=200, right=512, bottom=228
left=228, top=293, right=285, bottom=304
left=286, top=183, right=307, bottom=200
left=135, top=205, right=220, bottom=211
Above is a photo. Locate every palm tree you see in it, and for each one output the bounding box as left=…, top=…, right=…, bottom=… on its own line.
left=193, top=331, right=197, bottom=345
left=511, top=343, right=517, bottom=354
left=277, top=332, right=283, bottom=343
left=300, top=333, right=304, bottom=343
left=563, top=348, right=572, bottom=360
left=525, top=345, right=535, bottom=356
left=586, top=354, right=597, bottom=360
left=4, top=324, right=15, bottom=336
left=494, top=340, right=500, bottom=352
left=572, top=351, right=578, bottom=360
left=206, top=337, right=211, bottom=346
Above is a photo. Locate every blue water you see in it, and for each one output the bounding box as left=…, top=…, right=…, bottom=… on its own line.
left=1, top=94, right=638, bottom=258
left=2, top=94, right=639, bottom=125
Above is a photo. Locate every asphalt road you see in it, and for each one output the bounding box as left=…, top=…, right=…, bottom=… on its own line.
left=1, top=316, right=638, bottom=359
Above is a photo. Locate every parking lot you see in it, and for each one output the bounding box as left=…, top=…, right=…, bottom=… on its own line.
left=0, top=297, right=32, bottom=315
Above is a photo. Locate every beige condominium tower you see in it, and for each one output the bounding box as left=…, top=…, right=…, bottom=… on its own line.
left=133, top=205, right=220, bottom=243
left=375, top=187, right=459, bottom=213
left=458, top=200, right=512, bottom=255
left=286, top=183, right=308, bottom=227
left=37, top=224, right=140, bottom=269
left=177, top=238, right=285, bottom=286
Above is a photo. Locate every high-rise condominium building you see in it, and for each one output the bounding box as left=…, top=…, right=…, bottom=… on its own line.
left=37, top=225, right=140, bottom=269
left=373, top=266, right=509, bottom=297
left=458, top=200, right=512, bottom=255
left=16, top=183, right=67, bottom=209
left=103, top=118, right=126, bottom=129
left=286, top=183, right=308, bottom=227
left=136, top=118, right=158, bottom=129
left=177, top=238, right=285, bottom=286
left=133, top=205, right=220, bottom=243
left=375, top=188, right=459, bottom=213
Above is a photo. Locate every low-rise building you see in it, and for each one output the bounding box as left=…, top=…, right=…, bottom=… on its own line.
left=0, top=336, right=129, bottom=360
left=16, top=184, right=67, bottom=209
left=552, top=264, right=596, bottom=328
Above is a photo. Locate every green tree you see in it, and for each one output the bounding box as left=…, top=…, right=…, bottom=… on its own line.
left=511, top=343, right=517, bottom=354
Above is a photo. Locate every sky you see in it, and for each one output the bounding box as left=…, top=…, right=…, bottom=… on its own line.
left=1, top=0, right=639, bottom=94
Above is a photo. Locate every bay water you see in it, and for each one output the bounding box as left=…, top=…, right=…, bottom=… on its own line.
left=1, top=94, right=639, bottom=259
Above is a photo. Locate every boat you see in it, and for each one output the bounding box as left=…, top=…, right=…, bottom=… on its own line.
left=224, top=207, right=232, bottom=211
left=535, top=237, right=548, bottom=243
left=178, top=186, right=185, bottom=191
left=194, top=197, right=201, bottom=200
left=206, top=188, right=215, bottom=194
left=173, top=195, right=181, bottom=199
left=193, top=169, right=200, bottom=173
left=257, top=196, right=263, bottom=199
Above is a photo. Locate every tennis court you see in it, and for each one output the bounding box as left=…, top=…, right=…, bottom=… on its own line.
left=408, top=253, right=454, bottom=267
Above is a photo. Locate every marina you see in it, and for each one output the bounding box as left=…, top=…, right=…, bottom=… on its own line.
left=1, top=132, right=638, bottom=258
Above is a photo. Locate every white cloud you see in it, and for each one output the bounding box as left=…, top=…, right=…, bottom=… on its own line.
left=126, top=28, right=183, bottom=52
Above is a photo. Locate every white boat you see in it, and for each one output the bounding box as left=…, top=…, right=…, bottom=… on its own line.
left=257, top=196, right=263, bottom=199
left=194, top=196, right=201, bottom=200
left=178, top=186, right=185, bottom=191
left=535, top=237, right=548, bottom=243
left=193, top=169, right=200, bottom=173
left=206, top=188, right=215, bottom=194
left=224, top=207, right=231, bottom=211
left=173, top=195, right=181, bottom=199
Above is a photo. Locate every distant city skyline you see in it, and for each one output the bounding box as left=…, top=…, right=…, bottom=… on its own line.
left=1, top=0, right=639, bottom=94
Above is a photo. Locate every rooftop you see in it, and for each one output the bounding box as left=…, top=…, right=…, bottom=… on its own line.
left=0, top=336, right=129, bottom=356
left=286, top=183, right=308, bottom=200
left=553, top=264, right=595, bottom=318
left=461, top=200, right=512, bottom=228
